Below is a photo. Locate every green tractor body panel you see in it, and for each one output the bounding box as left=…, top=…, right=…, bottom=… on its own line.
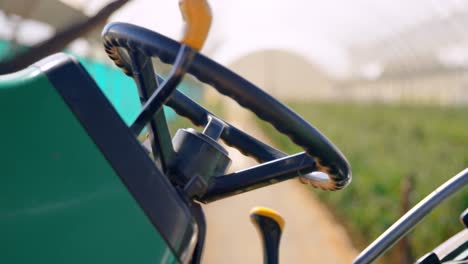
left=0, top=54, right=196, bottom=263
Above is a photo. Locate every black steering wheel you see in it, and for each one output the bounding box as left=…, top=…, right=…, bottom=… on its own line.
left=101, top=22, right=351, bottom=198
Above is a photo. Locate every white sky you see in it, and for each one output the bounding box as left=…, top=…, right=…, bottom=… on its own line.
left=2, top=0, right=467, bottom=77
left=101, top=0, right=468, bottom=77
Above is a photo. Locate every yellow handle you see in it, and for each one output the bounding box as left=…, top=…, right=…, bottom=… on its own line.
left=179, top=0, right=212, bottom=51
left=250, top=207, right=285, bottom=231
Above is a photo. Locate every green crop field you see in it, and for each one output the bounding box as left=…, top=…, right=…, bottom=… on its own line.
left=258, top=102, right=468, bottom=261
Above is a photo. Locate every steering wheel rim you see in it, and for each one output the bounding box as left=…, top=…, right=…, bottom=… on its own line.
left=102, top=22, right=351, bottom=191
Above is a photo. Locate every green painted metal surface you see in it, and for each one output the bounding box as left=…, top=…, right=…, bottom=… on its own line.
left=0, top=40, right=202, bottom=126
left=77, top=56, right=142, bottom=125
left=0, top=68, right=179, bottom=264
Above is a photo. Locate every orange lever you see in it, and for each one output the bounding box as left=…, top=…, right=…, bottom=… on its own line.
left=179, top=0, right=212, bottom=51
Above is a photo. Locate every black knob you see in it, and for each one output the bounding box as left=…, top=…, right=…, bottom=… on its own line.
left=250, top=207, right=284, bottom=264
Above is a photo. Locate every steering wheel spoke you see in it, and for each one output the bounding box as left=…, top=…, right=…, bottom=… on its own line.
left=127, top=50, right=175, bottom=172
left=166, top=88, right=285, bottom=162
left=201, top=152, right=317, bottom=202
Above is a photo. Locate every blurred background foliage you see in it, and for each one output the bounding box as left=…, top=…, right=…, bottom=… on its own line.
left=258, top=102, right=467, bottom=260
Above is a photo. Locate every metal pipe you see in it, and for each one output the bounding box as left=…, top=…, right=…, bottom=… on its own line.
left=353, top=168, right=468, bottom=264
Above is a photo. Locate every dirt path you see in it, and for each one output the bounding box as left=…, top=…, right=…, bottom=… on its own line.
left=201, top=101, right=358, bottom=263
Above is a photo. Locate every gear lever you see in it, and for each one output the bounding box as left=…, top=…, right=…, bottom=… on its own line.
left=250, top=207, right=285, bottom=264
